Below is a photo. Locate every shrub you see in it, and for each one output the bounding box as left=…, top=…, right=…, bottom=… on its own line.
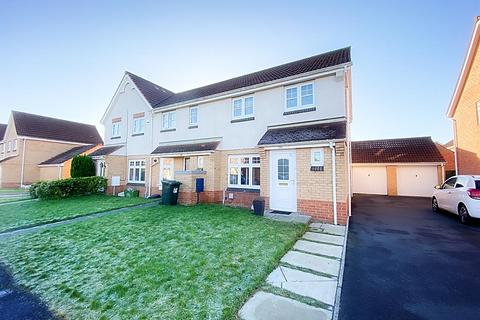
left=30, top=176, right=107, bottom=200
left=71, top=155, right=96, bottom=178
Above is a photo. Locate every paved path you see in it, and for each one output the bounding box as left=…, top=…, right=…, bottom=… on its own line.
left=239, top=222, right=347, bottom=320
left=339, top=195, right=480, bottom=320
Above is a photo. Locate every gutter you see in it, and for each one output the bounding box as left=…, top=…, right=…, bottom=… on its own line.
left=329, top=141, right=338, bottom=225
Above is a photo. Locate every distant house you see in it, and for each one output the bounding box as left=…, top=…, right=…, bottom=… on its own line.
left=0, top=111, right=103, bottom=187
left=351, top=137, right=446, bottom=197
left=447, top=16, right=480, bottom=174
left=435, top=142, right=455, bottom=179
left=97, top=47, right=353, bottom=224
left=444, top=139, right=455, bottom=152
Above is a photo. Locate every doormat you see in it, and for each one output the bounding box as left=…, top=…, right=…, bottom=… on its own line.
left=270, top=210, right=292, bottom=215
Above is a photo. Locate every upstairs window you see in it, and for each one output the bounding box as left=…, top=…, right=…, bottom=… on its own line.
left=232, top=96, right=254, bottom=119
left=162, top=111, right=176, bottom=130
left=12, top=139, right=17, bottom=151
left=190, top=106, right=198, bottom=125
left=0, top=143, right=4, bottom=154
left=128, top=160, right=145, bottom=183
left=133, top=114, right=145, bottom=135
left=112, top=122, right=121, bottom=138
left=7, top=141, right=11, bottom=152
left=285, top=82, right=314, bottom=110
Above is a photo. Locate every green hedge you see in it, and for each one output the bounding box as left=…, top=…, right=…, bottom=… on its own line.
left=71, top=155, right=96, bottom=178
left=30, top=176, right=107, bottom=200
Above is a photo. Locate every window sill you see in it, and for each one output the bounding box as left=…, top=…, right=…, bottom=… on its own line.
left=131, top=133, right=144, bottom=137
left=160, top=128, right=176, bottom=133
left=231, top=116, right=255, bottom=123
left=127, top=182, right=145, bottom=186
left=111, top=136, right=121, bottom=140
left=283, top=107, right=316, bottom=116
left=227, top=187, right=260, bottom=193
left=188, top=125, right=198, bottom=129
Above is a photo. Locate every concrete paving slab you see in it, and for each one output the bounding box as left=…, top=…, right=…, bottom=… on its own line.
left=309, top=222, right=323, bottom=228
left=264, top=212, right=311, bottom=224
left=281, top=251, right=340, bottom=277
left=266, top=267, right=286, bottom=284
left=280, top=266, right=332, bottom=282
left=239, top=291, right=332, bottom=320
left=281, top=280, right=337, bottom=306
left=294, top=240, right=342, bottom=258
left=319, top=224, right=346, bottom=236
left=303, top=232, right=344, bottom=246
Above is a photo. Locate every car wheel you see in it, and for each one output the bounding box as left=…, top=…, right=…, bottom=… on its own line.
left=432, top=197, right=439, bottom=212
left=459, top=205, right=470, bottom=224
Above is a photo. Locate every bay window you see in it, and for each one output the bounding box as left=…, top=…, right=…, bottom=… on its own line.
left=128, top=160, right=146, bottom=183
left=228, top=155, right=260, bottom=189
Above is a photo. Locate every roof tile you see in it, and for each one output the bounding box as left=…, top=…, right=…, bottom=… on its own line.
left=258, top=121, right=346, bottom=145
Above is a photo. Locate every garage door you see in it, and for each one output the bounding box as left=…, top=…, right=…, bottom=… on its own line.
left=396, top=166, right=438, bottom=197
left=352, top=166, right=387, bottom=195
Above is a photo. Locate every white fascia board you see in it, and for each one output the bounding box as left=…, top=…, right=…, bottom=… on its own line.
left=153, top=63, right=352, bottom=113
left=18, top=136, right=93, bottom=146
left=260, top=138, right=346, bottom=150
left=151, top=151, right=214, bottom=158
left=447, top=18, right=480, bottom=118
left=155, top=137, right=223, bottom=147
left=266, top=117, right=347, bottom=130
left=352, top=162, right=445, bottom=167
left=100, top=73, right=153, bottom=124
left=38, top=164, right=64, bottom=167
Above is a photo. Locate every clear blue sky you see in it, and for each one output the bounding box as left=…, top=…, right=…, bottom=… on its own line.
left=1, top=0, right=479, bottom=143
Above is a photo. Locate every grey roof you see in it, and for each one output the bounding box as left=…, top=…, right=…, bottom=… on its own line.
left=89, top=145, right=124, bottom=157
left=12, top=111, right=103, bottom=144
left=126, top=72, right=174, bottom=107
left=352, top=137, right=446, bottom=163
left=0, top=124, right=6, bottom=140
left=130, top=47, right=351, bottom=109
left=258, top=121, right=347, bottom=146
left=151, top=141, right=220, bottom=155
left=39, top=145, right=96, bottom=165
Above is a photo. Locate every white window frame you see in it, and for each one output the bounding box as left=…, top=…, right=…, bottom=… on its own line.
left=284, top=82, right=315, bottom=111
left=128, top=159, right=146, bottom=184
left=7, top=141, right=11, bottom=152
left=133, top=117, right=145, bottom=135
left=162, top=111, right=176, bottom=130
left=311, top=149, right=325, bottom=166
left=189, top=106, right=198, bottom=125
left=0, top=143, right=4, bottom=154
left=112, top=122, right=121, bottom=138
left=228, top=154, right=261, bottom=189
left=12, top=139, right=17, bottom=151
left=231, top=96, right=254, bottom=120
left=197, top=156, right=204, bottom=170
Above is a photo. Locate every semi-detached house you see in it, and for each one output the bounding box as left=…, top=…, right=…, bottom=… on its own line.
left=95, top=47, right=353, bottom=224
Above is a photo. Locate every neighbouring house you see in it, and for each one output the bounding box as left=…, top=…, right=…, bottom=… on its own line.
left=435, top=142, right=455, bottom=179
left=447, top=16, right=480, bottom=174
left=444, top=139, right=455, bottom=152
left=98, top=47, right=353, bottom=224
left=351, top=137, right=446, bottom=197
left=0, top=111, right=103, bottom=187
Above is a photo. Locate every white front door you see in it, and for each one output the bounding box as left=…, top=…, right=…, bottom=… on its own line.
left=270, top=150, right=297, bottom=212
left=159, top=158, right=174, bottom=189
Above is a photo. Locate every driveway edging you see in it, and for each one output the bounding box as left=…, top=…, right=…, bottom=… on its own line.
left=332, top=218, right=350, bottom=320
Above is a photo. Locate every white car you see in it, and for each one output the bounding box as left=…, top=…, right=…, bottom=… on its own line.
left=432, top=175, right=480, bottom=224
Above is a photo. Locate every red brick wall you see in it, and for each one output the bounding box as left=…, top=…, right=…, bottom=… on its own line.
left=297, top=199, right=348, bottom=225
left=223, top=190, right=259, bottom=209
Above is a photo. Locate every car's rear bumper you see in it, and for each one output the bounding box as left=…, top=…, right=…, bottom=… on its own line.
left=466, top=199, right=480, bottom=218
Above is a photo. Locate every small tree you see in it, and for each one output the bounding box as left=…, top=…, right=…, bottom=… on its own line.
left=71, top=155, right=96, bottom=178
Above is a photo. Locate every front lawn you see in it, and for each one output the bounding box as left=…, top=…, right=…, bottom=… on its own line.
left=0, top=195, right=153, bottom=233
left=0, top=205, right=305, bottom=319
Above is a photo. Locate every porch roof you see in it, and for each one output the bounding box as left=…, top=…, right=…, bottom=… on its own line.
left=257, top=121, right=347, bottom=146
left=89, top=145, right=123, bottom=157
left=151, top=141, right=220, bottom=155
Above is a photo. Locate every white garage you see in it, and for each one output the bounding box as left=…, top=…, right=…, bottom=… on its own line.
left=352, top=166, right=387, bottom=195
left=351, top=137, right=446, bottom=198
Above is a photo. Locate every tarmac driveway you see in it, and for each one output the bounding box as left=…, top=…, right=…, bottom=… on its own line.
left=339, top=194, right=480, bottom=320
